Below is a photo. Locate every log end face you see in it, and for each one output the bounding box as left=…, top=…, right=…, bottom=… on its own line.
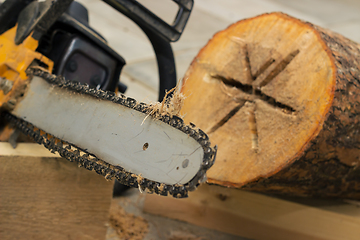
left=181, top=12, right=337, bottom=187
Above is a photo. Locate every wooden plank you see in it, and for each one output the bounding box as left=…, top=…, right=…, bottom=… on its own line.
left=0, top=143, right=113, bottom=240
left=143, top=184, right=360, bottom=240
left=0, top=142, right=59, bottom=157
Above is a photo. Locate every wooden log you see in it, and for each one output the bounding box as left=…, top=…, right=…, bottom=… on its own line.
left=144, top=185, right=360, bottom=240
left=0, top=143, right=114, bottom=240
left=180, top=12, right=360, bottom=199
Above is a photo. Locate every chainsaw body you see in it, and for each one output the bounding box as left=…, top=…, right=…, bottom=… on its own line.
left=0, top=0, right=194, bottom=95
left=0, top=0, right=217, bottom=198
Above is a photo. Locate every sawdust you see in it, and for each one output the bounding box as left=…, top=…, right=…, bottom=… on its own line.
left=135, top=174, right=144, bottom=184
left=109, top=202, right=149, bottom=240
left=168, top=231, right=204, bottom=240
left=142, top=82, right=186, bottom=124
left=135, top=174, right=145, bottom=193
left=158, top=183, right=165, bottom=192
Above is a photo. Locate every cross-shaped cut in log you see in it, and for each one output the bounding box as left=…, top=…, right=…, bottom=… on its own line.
left=181, top=12, right=360, bottom=199
left=208, top=46, right=298, bottom=151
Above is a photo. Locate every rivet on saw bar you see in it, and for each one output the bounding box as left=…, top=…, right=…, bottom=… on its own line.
left=0, top=77, right=13, bottom=95
left=6, top=99, right=17, bottom=109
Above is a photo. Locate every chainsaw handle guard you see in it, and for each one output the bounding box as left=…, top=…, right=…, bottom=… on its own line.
left=0, top=0, right=34, bottom=36
left=139, top=24, right=177, bottom=102
left=103, top=0, right=194, bottom=101
left=15, top=0, right=74, bottom=45
left=102, top=0, right=193, bottom=42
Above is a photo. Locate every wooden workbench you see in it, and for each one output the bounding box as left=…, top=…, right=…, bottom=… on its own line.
left=144, top=184, right=360, bottom=240
left=0, top=142, right=114, bottom=240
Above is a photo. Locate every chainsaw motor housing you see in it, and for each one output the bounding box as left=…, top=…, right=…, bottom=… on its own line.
left=0, top=0, right=194, bottom=99
left=36, top=2, right=126, bottom=92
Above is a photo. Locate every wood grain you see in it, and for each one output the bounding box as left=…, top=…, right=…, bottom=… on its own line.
left=0, top=143, right=113, bottom=240
left=144, top=184, right=360, bottom=240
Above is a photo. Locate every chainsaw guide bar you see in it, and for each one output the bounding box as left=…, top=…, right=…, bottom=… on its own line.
left=4, top=68, right=217, bottom=198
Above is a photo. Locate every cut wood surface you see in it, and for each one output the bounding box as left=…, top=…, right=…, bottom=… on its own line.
left=144, top=184, right=360, bottom=240
left=181, top=12, right=360, bottom=199
left=0, top=143, right=113, bottom=240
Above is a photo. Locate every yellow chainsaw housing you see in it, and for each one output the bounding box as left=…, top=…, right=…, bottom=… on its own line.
left=0, top=26, right=53, bottom=109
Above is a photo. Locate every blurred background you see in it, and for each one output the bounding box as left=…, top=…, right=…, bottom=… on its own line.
left=78, top=0, right=360, bottom=103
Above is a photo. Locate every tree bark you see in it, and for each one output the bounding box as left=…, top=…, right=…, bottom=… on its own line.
left=181, top=12, right=360, bottom=199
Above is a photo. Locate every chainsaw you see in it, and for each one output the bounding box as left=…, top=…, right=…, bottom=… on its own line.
left=0, top=0, right=217, bottom=198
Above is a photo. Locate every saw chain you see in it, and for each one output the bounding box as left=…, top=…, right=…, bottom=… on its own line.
left=3, top=68, right=217, bottom=198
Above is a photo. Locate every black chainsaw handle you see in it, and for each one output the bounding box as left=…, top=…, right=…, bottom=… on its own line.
left=102, top=0, right=194, bottom=101
left=0, top=0, right=34, bottom=35
left=102, top=0, right=193, bottom=42
left=138, top=24, right=177, bottom=102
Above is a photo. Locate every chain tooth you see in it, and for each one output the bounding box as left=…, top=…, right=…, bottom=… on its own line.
left=93, top=164, right=103, bottom=175
left=169, top=185, right=187, bottom=198
left=43, top=138, right=51, bottom=150
left=66, top=151, right=75, bottom=162
left=115, top=96, right=125, bottom=105
left=107, top=92, right=117, bottom=102
left=186, top=181, right=197, bottom=192
left=97, top=90, right=105, bottom=98
left=23, top=127, right=30, bottom=136
left=195, top=170, right=207, bottom=183
left=160, top=186, right=168, bottom=196
left=111, top=95, right=120, bottom=103
left=78, top=161, right=84, bottom=168
left=146, top=181, right=155, bottom=191
left=198, top=129, right=209, bottom=143
left=181, top=125, right=189, bottom=134
left=125, top=97, right=137, bottom=108
left=58, top=148, right=66, bottom=158
left=105, top=91, right=115, bottom=98
left=125, top=174, right=138, bottom=188
left=87, top=88, right=95, bottom=95
left=55, top=141, right=63, bottom=149
left=161, top=114, right=171, bottom=124
left=134, top=102, right=147, bottom=112
left=178, top=186, right=188, bottom=198
left=100, top=166, right=108, bottom=176
left=138, top=179, right=147, bottom=191
left=115, top=172, right=127, bottom=184
left=33, top=130, right=43, bottom=144
left=104, top=169, right=115, bottom=180
left=73, top=83, right=83, bottom=92
left=80, top=84, right=89, bottom=94
left=82, top=160, right=92, bottom=170
left=20, top=124, right=27, bottom=132
left=203, top=147, right=213, bottom=162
